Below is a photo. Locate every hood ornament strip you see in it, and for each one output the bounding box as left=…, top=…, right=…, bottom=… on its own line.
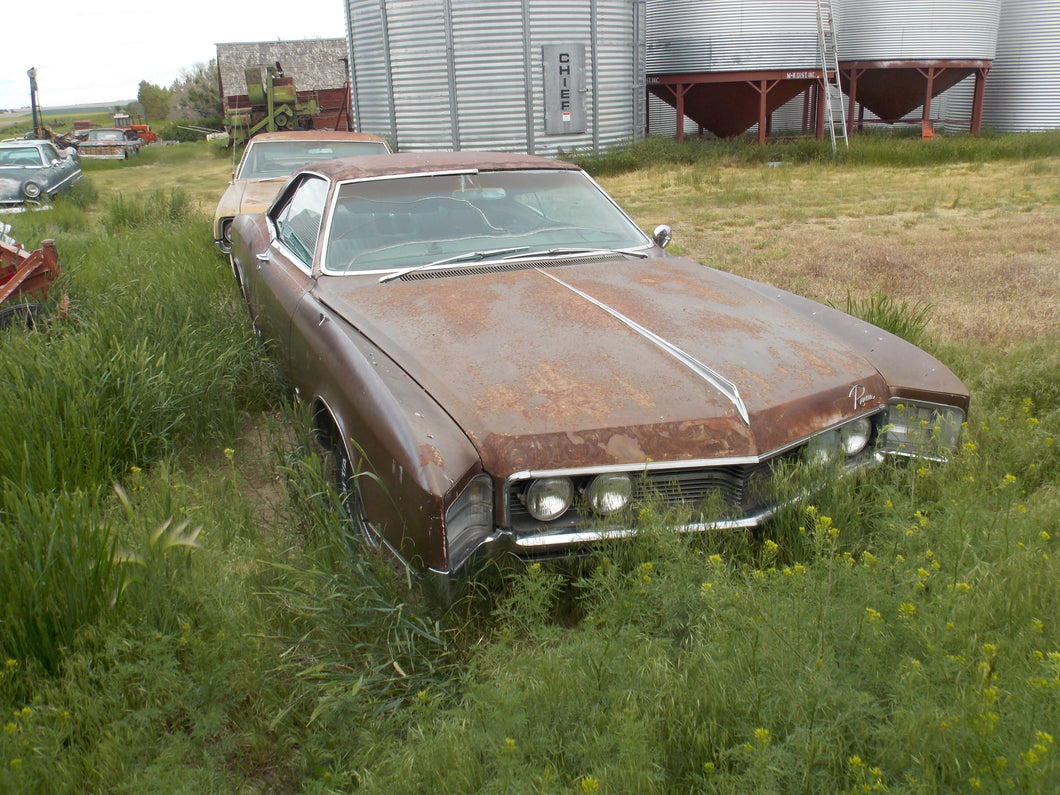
left=537, top=269, right=751, bottom=427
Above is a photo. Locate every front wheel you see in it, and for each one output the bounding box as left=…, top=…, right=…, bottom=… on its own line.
left=322, top=426, right=378, bottom=548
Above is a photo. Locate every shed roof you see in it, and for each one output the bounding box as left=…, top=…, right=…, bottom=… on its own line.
left=216, top=39, right=348, bottom=97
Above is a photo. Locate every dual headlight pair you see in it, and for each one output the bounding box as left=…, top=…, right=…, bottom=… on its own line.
left=522, top=472, right=632, bottom=522
left=520, top=417, right=875, bottom=525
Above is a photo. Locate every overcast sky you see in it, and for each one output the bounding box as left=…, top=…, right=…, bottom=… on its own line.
left=1, top=0, right=346, bottom=110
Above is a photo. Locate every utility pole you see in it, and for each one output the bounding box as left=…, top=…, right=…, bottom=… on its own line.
left=28, top=68, right=45, bottom=140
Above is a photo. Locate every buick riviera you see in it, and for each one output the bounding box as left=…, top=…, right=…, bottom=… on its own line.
left=229, top=152, right=969, bottom=590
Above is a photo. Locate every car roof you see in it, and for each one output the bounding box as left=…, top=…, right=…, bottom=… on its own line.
left=307, top=151, right=582, bottom=181
left=248, top=131, right=387, bottom=145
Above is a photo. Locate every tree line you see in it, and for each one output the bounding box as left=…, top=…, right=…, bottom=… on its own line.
left=136, top=60, right=222, bottom=126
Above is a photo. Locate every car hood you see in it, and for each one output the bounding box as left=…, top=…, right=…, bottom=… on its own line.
left=217, top=177, right=286, bottom=219
left=318, top=255, right=899, bottom=476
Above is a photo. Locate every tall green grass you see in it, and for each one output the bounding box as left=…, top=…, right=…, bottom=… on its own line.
left=568, top=129, right=1060, bottom=175
left=0, top=190, right=278, bottom=679
left=0, top=487, right=116, bottom=673
left=838, top=291, right=934, bottom=347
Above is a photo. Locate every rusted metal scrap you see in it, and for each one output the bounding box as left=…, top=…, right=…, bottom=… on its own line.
left=0, top=235, right=62, bottom=327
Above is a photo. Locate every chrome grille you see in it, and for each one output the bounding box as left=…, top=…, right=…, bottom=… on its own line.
left=506, top=452, right=796, bottom=537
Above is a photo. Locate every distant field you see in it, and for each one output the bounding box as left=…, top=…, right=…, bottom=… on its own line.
left=1, top=106, right=139, bottom=138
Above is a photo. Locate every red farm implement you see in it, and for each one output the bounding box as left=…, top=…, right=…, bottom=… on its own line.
left=0, top=236, right=62, bottom=328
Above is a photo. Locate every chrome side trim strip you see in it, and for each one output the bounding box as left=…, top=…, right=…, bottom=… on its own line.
left=511, top=510, right=778, bottom=549
left=537, top=269, right=751, bottom=426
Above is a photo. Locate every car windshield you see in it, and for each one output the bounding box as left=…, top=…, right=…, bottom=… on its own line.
left=323, top=169, right=650, bottom=274
left=88, top=131, right=124, bottom=141
left=237, top=140, right=389, bottom=180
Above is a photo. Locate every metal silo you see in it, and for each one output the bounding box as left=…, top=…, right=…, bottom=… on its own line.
left=835, top=0, right=1000, bottom=132
left=645, top=0, right=842, bottom=142
left=345, top=0, right=645, bottom=155
left=983, top=0, right=1060, bottom=132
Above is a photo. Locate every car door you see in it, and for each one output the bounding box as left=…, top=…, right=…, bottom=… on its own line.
left=250, top=174, right=330, bottom=371
left=39, top=143, right=73, bottom=191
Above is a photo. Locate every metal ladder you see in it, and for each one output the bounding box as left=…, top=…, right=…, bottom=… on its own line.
left=817, top=0, right=848, bottom=151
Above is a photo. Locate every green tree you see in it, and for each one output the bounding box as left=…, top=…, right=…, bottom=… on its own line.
left=137, top=81, right=171, bottom=122
left=169, top=60, right=222, bottom=123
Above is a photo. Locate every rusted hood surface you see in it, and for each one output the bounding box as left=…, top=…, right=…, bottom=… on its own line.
left=318, top=256, right=896, bottom=476
left=218, top=178, right=286, bottom=219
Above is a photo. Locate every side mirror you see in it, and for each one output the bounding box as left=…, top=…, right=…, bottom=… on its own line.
left=652, top=224, right=672, bottom=249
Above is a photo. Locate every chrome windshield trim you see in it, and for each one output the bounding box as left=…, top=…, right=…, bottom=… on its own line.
left=536, top=269, right=751, bottom=426
left=337, top=168, right=481, bottom=187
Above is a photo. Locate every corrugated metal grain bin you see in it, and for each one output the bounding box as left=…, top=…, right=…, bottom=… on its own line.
left=836, top=0, right=1001, bottom=61
left=983, top=0, right=1060, bottom=131
left=646, top=0, right=821, bottom=73
left=835, top=0, right=999, bottom=125
left=644, top=0, right=826, bottom=139
left=345, top=0, right=645, bottom=155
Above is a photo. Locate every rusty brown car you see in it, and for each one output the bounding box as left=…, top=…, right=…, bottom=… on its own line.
left=229, top=152, right=969, bottom=590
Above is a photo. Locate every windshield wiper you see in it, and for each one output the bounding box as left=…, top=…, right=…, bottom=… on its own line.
left=378, top=246, right=530, bottom=283
left=532, top=247, right=650, bottom=260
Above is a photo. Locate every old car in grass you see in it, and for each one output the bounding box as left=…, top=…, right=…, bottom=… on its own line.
left=213, top=131, right=390, bottom=253
left=229, top=152, right=969, bottom=589
left=77, top=128, right=141, bottom=160
left=0, top=139, right=82, bottom=209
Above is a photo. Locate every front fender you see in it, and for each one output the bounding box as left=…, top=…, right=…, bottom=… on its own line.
left=289, top=290, right=483, bottom=572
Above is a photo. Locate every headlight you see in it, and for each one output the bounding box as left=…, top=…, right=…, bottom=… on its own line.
left=523, top=477, right=574, bottom=521
left=805, top=416, right=876, bottom=465
left=881, top=400, right=964, bottom=458
left=838, top=417, right=873, bottom=456
left=222, top=219, right=234, bottom=245
left=584, top=473, right=632, bottom=515
left=445, top=474, right=494, bottom=568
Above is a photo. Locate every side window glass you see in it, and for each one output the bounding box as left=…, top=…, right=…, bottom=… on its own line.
left=274, top=176, right=329, bottom=265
